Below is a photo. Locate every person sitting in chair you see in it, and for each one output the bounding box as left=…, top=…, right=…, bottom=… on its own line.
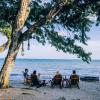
left=51, top=71, right=62, bottom=88
left=69, top=70, right=79, bottom=88
left=23, top=69, right=29, bottom=83
left=31, top=70, right=46, bottom=87
left=31, top=70, right=40, bottom=87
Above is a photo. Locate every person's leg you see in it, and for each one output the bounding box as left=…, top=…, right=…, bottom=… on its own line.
left=59, top=80, right=62, bottom=89
left=41, top=80, right=46, bottom=86
left=26, top=78, right=30, bottom=84
left=69, top=80, right=72, bottom=88
left=76, top=82, right=80, bottom=89
left=31, top=79, right=38, bottom=86
left=51, top=80, right=54, bottom=88
left=32, top=81, right=35, bottom=86
left=36, top=80, right=42, bottom=88
left=62, top=80, right=64, bottom=87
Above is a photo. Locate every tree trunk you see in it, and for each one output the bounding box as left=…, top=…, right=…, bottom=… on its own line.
left=0, top=34, right=21, bottom=88
left=0, top=0, right=31, bottom=88
left=0, top=38, right=20, bottom=88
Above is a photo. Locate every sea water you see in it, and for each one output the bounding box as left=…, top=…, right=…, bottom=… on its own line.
left=0, top=59, right=100, bottom=81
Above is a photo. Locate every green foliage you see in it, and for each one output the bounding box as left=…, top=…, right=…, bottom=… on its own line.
left=32, top=26, right=91, bottom=63
left=0, top=0, right=100, bottom=63
left=0, top=0, right=20, bottom=24
left=0, top=0, right=19, bottom=40
left=45, top=28, right=91, bottom=63
left=0, top=21, right=12, bottom=40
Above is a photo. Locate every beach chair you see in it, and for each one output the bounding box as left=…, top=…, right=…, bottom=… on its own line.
left=51, top=74, right=62, bottom=88
left=23, top=77, right=32, bottom=85
left=51, top=72, right=63, bottom=88
left=70, top=75, right=79, bottom=88
left=23, top=72, right=32, bottom=85
left=51, top=77, right=62, bottom=88
left=26, top=77, right=32, bottom=85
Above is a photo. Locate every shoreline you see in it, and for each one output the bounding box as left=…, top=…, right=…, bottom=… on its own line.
left=0, top=58, right=100, bottom=61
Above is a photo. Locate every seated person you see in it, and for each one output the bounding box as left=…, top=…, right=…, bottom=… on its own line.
left=31, top=70, right=46, bottom=87
left=31, top=70, right=40, bottom=86
left=23, top=69, right=29, bottom=83
left=69, top=70, right=79, bottom=88
left=51, top=71, right=62, bottom=88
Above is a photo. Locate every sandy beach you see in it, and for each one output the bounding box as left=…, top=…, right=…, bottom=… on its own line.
left=0, top=81, right=100, bottom=100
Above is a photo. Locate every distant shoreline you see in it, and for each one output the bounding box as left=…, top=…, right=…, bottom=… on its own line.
left=0, top=58, right=100, bottom=61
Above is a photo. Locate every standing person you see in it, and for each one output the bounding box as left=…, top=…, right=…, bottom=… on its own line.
left=69, top=70, right=79, bottom=88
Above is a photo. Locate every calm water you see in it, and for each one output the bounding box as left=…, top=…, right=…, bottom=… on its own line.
left=0, top=59, right=100, bottom=80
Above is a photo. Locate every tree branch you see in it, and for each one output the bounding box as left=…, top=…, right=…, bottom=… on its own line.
left=9, top=0, right=31, bottom=52
left=22, top=0, right=72, bottom=41
left=13, top=0, right=31, bottom=33
left=0, top=41, right=10, bottom=53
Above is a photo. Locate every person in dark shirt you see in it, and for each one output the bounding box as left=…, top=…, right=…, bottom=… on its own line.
left=51, top=71, right=62, bottom=88
left=69, top=70, right=79, bottom=88
left=31, top=70, right=40, bottom=87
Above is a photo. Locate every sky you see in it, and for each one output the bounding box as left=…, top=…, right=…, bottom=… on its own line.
left=0, top=0, right=100, bottom=60
left=0, top=25, right=100, bottom=60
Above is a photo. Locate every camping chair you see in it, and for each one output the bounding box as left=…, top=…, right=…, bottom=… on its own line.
left=51, top=77, right=62, bottom=88
left=23, top=73, right=32, bottom=85
left=25, top=77, right=32, bottom=85
left=70, top=75, right=79, bottom=88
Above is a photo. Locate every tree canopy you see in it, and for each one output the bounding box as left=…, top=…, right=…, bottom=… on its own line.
left=0, top=0, right=100, bottom=62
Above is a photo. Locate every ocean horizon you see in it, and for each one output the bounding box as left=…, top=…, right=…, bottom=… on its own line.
left=0, top=58, right=100, bottom=81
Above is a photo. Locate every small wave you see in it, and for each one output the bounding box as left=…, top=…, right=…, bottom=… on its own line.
left=11, top=74, right=22, bottom=76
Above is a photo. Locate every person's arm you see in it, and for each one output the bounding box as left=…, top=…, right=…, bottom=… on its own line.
left=70, top=75, right=72, bottom=79
left=77, top=75, right=79, bottom=82
left=69, top=75, right=72, bottom=82
left=52, top=75, right=55, bottom=81
left=60, top=75, right=62, bottom=80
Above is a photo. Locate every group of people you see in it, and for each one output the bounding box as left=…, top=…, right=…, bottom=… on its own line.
left=23, top=69, right=79, bottom=88
left=51, top=70, right=79, bottom=88
left=23, top=69, right=45, bottom=87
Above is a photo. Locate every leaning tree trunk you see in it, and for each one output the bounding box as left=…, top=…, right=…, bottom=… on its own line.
left=0, top=0, right=31, bottom=88
left=0, top=34, right=21, bottom=88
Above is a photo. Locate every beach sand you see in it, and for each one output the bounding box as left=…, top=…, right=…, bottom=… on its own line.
left=0, top=81, right=100, bottom=100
